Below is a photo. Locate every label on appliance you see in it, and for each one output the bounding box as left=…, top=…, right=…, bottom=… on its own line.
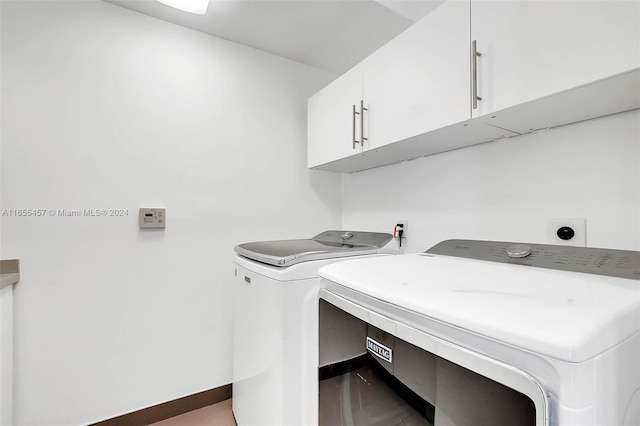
left=366, top=337, right=392, bottom=363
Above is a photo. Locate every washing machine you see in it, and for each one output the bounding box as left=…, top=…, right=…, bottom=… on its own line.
left=317, top=239, right=640, bottom=426
left=232, top=230, right=396, bottom=426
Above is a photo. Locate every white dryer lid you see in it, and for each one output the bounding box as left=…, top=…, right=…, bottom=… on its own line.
left=318, top=253, right=640, bottom=363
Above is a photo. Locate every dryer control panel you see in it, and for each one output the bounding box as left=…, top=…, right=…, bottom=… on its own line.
left=426, top=239, right=640, bottom=280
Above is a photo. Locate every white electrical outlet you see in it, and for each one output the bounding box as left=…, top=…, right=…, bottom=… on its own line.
left=547, top=218, right=586, bottom=246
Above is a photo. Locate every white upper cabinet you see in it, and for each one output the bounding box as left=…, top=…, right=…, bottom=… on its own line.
left=308, top=65, right=363, bottom=168
left=308, top=0, right=640, bottom=172
left=363, top=0, right=471, bottom=149
left=471, top=0, right=640, bottom=121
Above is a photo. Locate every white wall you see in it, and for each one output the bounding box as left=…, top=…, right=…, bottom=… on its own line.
left=342, top=109, right=640, bottom=252
left=0, top=1, right=341, bottom=425
left=0, top=2, right=9, bottom=424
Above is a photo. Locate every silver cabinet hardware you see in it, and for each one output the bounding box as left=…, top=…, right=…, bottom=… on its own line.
left=352, top=101, right=368, bottom=149
left=352, top=104, right=358, bottom=149
left=360, top=99, right=368, bottom=147
left=351, top=99, right=368, bottom=149
left=472, top=40, right=482, bottom=110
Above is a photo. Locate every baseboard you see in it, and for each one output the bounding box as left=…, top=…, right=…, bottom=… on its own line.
left=90, top=384, right=232, bottom=426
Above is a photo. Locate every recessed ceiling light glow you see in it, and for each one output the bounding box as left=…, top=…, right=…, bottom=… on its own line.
left=156, top=0, right=209, bottom=15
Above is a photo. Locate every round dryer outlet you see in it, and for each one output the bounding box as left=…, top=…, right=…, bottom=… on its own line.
left=548, top=219, right=586, bottom=246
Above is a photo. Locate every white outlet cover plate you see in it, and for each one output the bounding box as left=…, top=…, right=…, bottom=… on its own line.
left=547, top=218, right=586, bottom=246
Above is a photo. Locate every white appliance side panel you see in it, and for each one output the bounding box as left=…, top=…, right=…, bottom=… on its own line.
left=232, top=253, right=393, bottom=426
left=232, top=264, right=284, bottom=426
left=281, top=277, right=322, bottom=426
left=595, top=332, right=640, bottom=426
left=0, top=285, right=13, bottom=426
left=552, top=398, right=595, bottom=426
left=233, top=262, right=321, bottom=426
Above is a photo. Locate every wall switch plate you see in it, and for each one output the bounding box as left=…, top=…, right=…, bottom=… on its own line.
left=547, top=218, right=585, bottom=246
left=139, top=208, right=166, bottom=229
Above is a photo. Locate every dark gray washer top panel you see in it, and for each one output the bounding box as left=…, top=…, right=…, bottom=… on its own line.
left=426, top=239, right=640, bottom=280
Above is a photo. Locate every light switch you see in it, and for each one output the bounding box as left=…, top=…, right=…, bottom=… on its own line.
left=139, top=208, right=166, bottom=229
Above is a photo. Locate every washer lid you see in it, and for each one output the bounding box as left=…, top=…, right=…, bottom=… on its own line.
left=234, top=231, right=392, bottom=267
left=318, top=251, right=640, bottom=363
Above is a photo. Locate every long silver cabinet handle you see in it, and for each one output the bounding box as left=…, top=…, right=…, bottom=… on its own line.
left=360, top=100, right=368, bottom=147
left=352, top=104, right=359, bottom=149
left=472, top=40, right=482, bottom=110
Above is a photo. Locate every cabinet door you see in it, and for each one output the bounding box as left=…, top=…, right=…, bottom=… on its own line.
left=308, top=65, right=363, bottom=168
left=363, top=0, right=471, bottom=150
left=471, top=0, right=640, bottom=119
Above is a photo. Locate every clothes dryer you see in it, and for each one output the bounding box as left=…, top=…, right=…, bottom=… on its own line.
left=318, top=239, right=640, bottom=426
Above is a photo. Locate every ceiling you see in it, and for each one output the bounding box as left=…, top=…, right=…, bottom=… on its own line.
left=104, top=0, right=444, bottom=75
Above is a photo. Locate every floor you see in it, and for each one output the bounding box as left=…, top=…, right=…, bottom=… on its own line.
left=150, top=399, right=236, bottom=426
